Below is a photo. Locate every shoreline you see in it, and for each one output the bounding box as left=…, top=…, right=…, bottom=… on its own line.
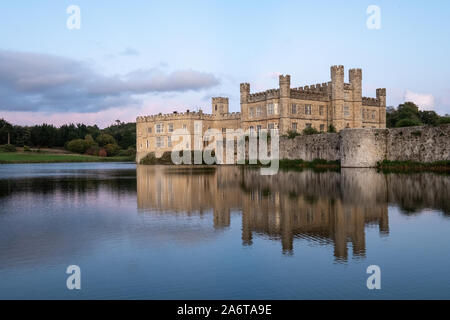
left=0, top=152, right=135, bottom=164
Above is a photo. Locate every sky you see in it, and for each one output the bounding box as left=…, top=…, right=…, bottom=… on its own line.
left=1, top=0, right=450, bottom=128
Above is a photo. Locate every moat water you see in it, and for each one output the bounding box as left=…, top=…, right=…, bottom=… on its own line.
left=0, top=162, right=449, bottom=299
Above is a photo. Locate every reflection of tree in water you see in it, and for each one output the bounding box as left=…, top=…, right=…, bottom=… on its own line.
left=0, top=169, right=136, bottom=199
left=385, top=173, right=450, bottom=216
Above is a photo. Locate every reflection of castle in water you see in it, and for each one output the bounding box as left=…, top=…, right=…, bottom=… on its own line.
left=136, top=166, right=448, bottom=260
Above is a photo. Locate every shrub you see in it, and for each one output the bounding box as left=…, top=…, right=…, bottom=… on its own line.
left=328, top=124, right=336, bottom=133
left=118, top=147, right=136, bottom=157
left=66, top=139, right=88, bottom=154
left=0, top=144, right=17, bottom=152
left=98, top=148, right=107, bottom=157
left=395, top=118, right=422, bottom=127
left=140, top=152, right=174, bottom=165
left=23, top=145, right=31, bottom=152
left=104, top=143, right=120, bottom=157
left=85, top=145, right=100, bottom=156
left=140, top=151, right=215, bottom=165
left=303, top=127, right=319, bottom=135
left=84, top=134, right=97, bottom=148
left=438, top=117, right=450, bottom=125
left=96, top=134, right=116, bottom=147
left=285, top=130, right=301, bottom=139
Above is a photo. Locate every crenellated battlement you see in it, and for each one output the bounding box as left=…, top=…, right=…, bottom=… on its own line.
left=136, top=110, right=241, bottom=123
left=247, top=89, right=280, bottom=102
left=362, top=97, right=380, bottom=106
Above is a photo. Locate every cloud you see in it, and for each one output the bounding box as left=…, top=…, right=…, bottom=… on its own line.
left=403, top=90, right=435, bottom=110
left=266, top=72, right=281, bottom=79
left=0, top=50, right=219, bottom=113
left=119, top=47, right=140, bottom=56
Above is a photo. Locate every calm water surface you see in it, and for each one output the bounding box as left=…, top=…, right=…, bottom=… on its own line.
left=0, top=162, right=449, bottom=299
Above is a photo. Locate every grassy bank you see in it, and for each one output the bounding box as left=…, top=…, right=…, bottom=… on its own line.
left=0, top=152, right=134, bottom=164
left=140, top=152, right=340, bottom=171
left=377, top=160, right=450, bottom=173
left=278, top=159, right=340, bottom=170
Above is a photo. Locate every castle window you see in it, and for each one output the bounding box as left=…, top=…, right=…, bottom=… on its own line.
left=273, top=103, right=279, bottom=114
left=156, top=136, right=164, bottom=148
left=267, top=103, right=274, bottom=115
left=362, top=109, right=365, bottom=119
left=249, top=126, right=254, bottom=132
left=257, top=125, right=262, bottom=134
left=182, top=124, right=187, bottom=130
left=167, top=136, right=172, bottom=147
left=291, top=104, right=297, bottom=114
left=249, top=107, right=254, bottom=118
left=215, top=105, right=217, bottom=111
left=222, top=128, right=226, bottom=133
left=168, top=123, right=174, bottom=132
left=320, top=124, right=325, bottom=132
left=344, top=106, right=350, bottom=117
left=156, top=123, right=163, bottom=133
left=319, top=106, right=324, bottom=116
left=268, top=123, right=274, bottom=130
left=292, top=122, right=297, bottom=131
left=148, top=127, right=152, bottom=134
left=372, top=111, right=376, bottom=120
left=256, top=106, right=262, bottom=117
left=146, top=140, right=149, bottom=148
left=305, top=104, right=312, bottom=115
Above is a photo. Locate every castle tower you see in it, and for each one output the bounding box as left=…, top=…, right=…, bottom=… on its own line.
left=212, top=97, right=229, bottom=116
left=349, top=68, right=362, bottom=128
left=240, top=83, right=250, bottom=120
left=376, top=88, right=386, bottom=127
left=279, top=75, right=291, bottom=133
left=331, top=65, right=345, bottom=131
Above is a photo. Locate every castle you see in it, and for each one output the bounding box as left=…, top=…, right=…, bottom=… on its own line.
left=136, top=65, right=386, bottom=161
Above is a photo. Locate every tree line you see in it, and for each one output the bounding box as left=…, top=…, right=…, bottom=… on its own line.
left=0, top=119, right=136, bottom=157
left=386, top=102, right=450, bottom=127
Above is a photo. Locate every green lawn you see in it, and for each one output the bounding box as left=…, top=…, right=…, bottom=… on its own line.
left=0, top=152, right=135, bottom=164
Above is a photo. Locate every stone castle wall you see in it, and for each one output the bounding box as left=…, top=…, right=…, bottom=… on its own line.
left=279, top=124, right=450, bottom=167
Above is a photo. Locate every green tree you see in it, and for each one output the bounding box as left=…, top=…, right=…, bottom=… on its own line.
left=303, top=126, right=319, bottom=135
left=395, top=118, right=422, bottom=127
left=438, top=116, right=450, bottom=124
left=327, top=124, right=336, bottom=133
left=66, top=139, right=88, bottom=154
left=0, top=119, right=13, bottom=145
left=419, top=110, right=439, bottom=126
left=96, top=133, right=116, bottom=147
left=104, top=143, right=120, bottom=157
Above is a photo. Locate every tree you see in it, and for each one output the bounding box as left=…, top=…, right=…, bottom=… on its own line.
left=104, top=143, right=120, bottom=157
left=438, top=116, right=450, bottom=125
left=303, top=126, right=319, bottom=135
left=328, top=124, right=336, bottom=133
left=96, top=133, right=116, bottom=147
left=66, top=139, right=88, bottom=154
left=419, top=110, right=439, bottom=126
left=395, top=118, right=422, bottom=127
left=0, top=119, right=13, bottom=145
